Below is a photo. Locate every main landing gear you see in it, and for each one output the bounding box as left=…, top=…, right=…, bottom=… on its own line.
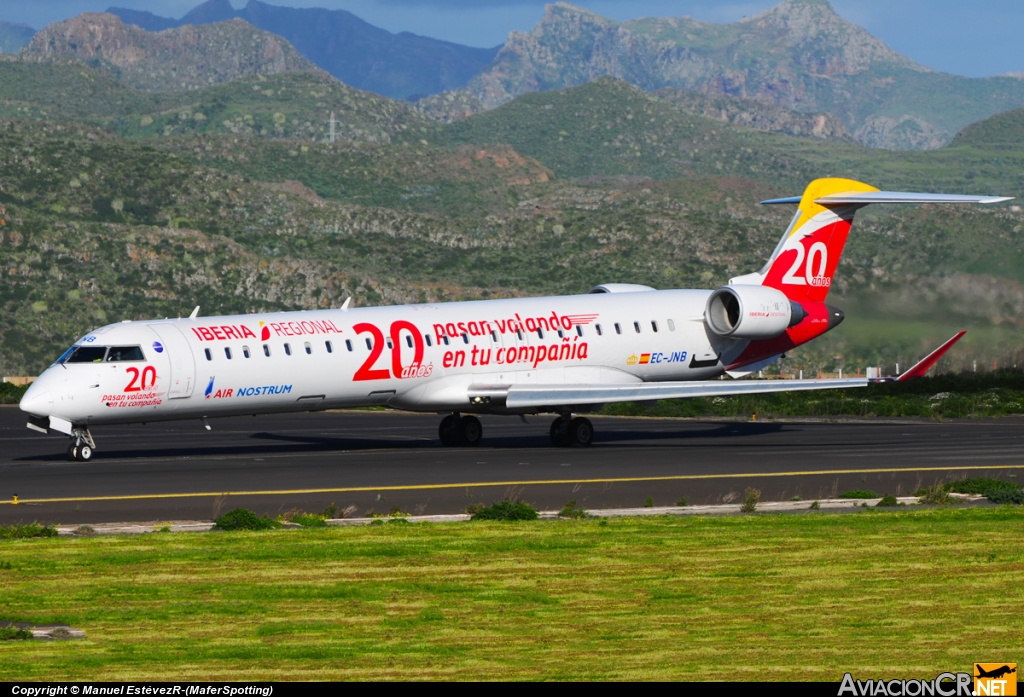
left=66, top=428, right=96, bottom=462
left=436, top=413, right=594, bottom=448
left=439, top=413, right=483, bottom=447
left=550, top=415, right=594, bottom=448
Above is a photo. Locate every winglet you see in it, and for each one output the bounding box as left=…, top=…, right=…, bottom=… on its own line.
left=896, top=331, right=967, bottom=381
left=189, top=306, right=200, bottom=320
left=341, top=297, right=351, bottom=311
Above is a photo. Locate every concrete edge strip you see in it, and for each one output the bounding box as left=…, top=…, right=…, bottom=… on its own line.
left=8, top=465, right=1022, bottom=506
left=54, top=495, right=984, bottom=535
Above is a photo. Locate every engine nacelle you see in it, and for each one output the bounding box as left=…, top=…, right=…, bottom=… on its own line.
left=705, top=285, right=804, bottom=340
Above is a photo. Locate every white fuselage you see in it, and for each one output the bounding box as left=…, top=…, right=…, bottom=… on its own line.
left=22, top=289, right=751, bottom=426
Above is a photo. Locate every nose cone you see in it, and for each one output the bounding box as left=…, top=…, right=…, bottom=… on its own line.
left=20, top=382, right=53, bottom=417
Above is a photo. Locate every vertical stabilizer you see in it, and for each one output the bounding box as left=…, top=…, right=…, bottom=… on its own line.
left=732, top=178, right=878, bottom=302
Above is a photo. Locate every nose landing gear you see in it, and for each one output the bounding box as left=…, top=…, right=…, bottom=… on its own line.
left=438, top=413, right=483, bottom=447
left=67, top=428, right=96, bottom=462
left=550, top=415, right=593, bottom=448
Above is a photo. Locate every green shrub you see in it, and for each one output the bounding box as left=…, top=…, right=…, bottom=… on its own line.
left=918, top=486, right=952, bottom=505
left=839, top=490, right=878, bottom=499
left=470, top=498, right=539, bottom=521
left=949, top=478, right=1022, bottom=496
left=741, top=487, right=761, bottom=513
left=876, top=494, right=899, bottom=507
left=676, top=497, right=687, bottom=507
left=809, top=501, right=820, bottom=510
left=321, top=503, right=339, bottom=519
left=289, top=513, right=327, bottom=528
left=465, top=503, right=484, bottom=515
left=0, top=627, right=33, bottom=641
left=214, top=508, right=281, bottom=531
left=986, top=488, right=1024, bottom=505
left=644, top=497, right=654, bottom=508
left=559, top=500, right=588, bottom=519
left=0, top=523, right=58, bottom=539
left=0, top=382, right=29, bottom=405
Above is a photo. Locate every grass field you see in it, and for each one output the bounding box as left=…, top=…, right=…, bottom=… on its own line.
left=1, top=507, right=1021, bottom=680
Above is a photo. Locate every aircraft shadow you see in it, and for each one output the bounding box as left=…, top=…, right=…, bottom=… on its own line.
left=12, top=421, right=788, bottom=462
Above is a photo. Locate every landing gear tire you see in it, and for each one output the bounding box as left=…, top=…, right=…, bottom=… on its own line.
left=68, top=442, right=93, bottom=462
left=439, top=415, right=460, bottom=447
left=568, top=417, right=594, bottom=448
left=459, top=416, right=482, bottom=447
left=550, top=417, right=570, bottom=447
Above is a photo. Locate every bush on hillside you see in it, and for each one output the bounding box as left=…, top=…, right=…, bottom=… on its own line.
left=985, top=488, right=1024, bottom=505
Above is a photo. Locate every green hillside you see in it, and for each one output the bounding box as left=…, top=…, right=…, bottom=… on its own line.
left=951, top=108, right=1024, bottom=152
left=0, top=60, right=440, bottom=144
left=1, top=73, right=1024, bottom=376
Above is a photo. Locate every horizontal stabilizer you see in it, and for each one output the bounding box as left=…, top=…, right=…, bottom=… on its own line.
left=816, top=192, right=1012, bottom=205
left=497, top=378, right=868, bottom=409
left=896, top=331, right=967, bottom=381
left=762, top=192, right=1012, bottom=206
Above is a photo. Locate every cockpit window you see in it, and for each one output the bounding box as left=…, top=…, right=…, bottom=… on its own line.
left=106, top=346, right=145, bottom=362
left=65, top=346, right=108, bottom=363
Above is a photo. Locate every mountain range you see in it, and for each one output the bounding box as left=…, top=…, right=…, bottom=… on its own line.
left=440, top=0, right=1024, bottom=150
left=106, top=0, right=500, bottom=101
left=7, top=0, right=1024, bottom=149
left=0, top=20, right=34, bottom=53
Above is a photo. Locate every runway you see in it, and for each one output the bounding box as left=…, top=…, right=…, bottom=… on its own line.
left=1, top=406, right=1022, bottom=524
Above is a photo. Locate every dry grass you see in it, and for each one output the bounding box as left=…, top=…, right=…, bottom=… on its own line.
left=0, top=507, right=1022, bottom=680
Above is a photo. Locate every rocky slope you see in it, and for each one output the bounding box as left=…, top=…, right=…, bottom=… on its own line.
left=107, top=0, right=500, bottom=100
left=432, top=0, right=1024, bottom=150
left=21, top=13, right=321, bottom=91
left=654, top=89, right=848, bottom=141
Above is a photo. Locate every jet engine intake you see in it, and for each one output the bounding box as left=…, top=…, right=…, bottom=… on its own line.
left=705, top=285, right=802, bottom=340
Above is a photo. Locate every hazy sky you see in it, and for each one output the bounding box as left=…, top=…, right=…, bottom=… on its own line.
left=7, top=0, right=1023, bottom=78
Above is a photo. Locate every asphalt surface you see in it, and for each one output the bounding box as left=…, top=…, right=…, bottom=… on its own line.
left=1, top=406, right=1022, bottom=524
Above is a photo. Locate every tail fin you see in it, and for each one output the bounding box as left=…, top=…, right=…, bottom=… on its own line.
left=730, top=178, right=1012, bottom=303
left=733, top=178, right=877, bottom=303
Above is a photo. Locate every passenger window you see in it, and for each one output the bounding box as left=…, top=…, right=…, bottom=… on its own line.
left=406, top=335, right=414, bottom=348
left=386, top=337, right=394, bottom=349
left=596, top=324, right=603, bottom=336
left=67, top=346, right=108, bottom=363
left=365, top=337, right=372, bottom=350
left=284, top=343, right=292, bottom=356
left=106, top=346, right=144, bottom=362
left=557, top=329, right=565, bottom=338
left=442, top=335, right=450, bottom=346
left=304, top=342, right=312, bottom=355
left=225, top=347, right=232, bottom=360
left=634, top=322, right=641, bottom=334
left=345, top=339, right=353, bottom=352
left=614, top=323, right=622, bottom=335
left=263, top=344, right=271, bottom=357
left=651, top=321, right=658, bottom=333
left=462, top=333, right=470, bottom=344
left=326, top=341, right=333, bottom=354
left=425, top=335, right=433, bottom=347
left=668, top=319, right=676, bottom=332
left=491, top=330, right=498, bottom=342
left=243, top=346, right=251, bottom=358
left=516, top=329, right=524, bottom=341
left=576, top=326, right=584, bottom=337
left=204, top=348, right=212, bottom=361
left=537, top=328, right=544, bottom=339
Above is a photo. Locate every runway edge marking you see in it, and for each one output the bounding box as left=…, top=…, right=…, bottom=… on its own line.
left=3, top=464, right=1023, bottom=505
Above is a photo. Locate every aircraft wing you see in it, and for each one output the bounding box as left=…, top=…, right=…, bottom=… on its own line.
left=468, top=378, right=868, bottom=410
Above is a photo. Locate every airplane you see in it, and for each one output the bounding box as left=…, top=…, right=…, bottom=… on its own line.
left=18, top=178, right=1011, bottom=461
